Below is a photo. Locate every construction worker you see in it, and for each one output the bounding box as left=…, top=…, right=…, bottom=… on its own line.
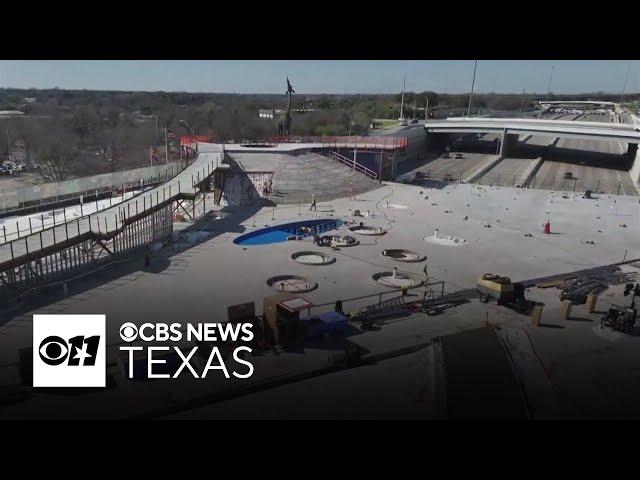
left=310, top=193, right=317, bottom=211
left=422, top=263, right=429, bottom=286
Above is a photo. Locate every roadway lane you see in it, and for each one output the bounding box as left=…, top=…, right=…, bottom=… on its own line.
left=416, top=153, right=500, bottom=182
left=479, top=113, right=580, bottom=186
left=531, top=112, right=637, bottom=196
left=479, top=157, right=540, bottom=187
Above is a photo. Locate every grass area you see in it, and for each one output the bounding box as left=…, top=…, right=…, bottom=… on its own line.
left=372, top=118, right=398, bottom=129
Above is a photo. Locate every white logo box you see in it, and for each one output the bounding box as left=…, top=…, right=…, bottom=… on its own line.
left=33, top=314, right=106, bottom=388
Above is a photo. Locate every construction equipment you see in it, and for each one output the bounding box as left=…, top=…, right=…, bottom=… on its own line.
left=601, top=304, right=636, bottom=334
left=477, top=274, right=515, bottom=304
left=477, top=274, right=528, bottom=312
left=600, top=283, right=640, bottom=334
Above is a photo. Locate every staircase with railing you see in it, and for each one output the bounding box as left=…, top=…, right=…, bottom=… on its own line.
left=328, top=151, right=378, bottom=179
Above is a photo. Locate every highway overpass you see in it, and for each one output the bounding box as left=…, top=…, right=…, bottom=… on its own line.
left=537, top=100, right=619, bottom=110
left=425, top=117, right=640, bottom=156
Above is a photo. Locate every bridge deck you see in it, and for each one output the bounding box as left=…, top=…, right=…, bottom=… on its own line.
left=426, top=117, right=640, bottom=143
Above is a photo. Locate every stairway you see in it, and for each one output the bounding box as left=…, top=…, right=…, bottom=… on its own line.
left=270, top=152, right=381, bottom=204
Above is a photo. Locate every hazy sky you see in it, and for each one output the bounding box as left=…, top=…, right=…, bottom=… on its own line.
left=0, top=60, right=637, bottom=94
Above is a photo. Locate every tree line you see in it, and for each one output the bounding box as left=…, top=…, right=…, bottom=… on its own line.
left=2, top=87, right=635, bottom=182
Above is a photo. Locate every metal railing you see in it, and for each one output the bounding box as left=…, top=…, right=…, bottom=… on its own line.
left=328, top=151, right=378, bottom=179
left=302, top=281, right=449, bottom=319
left=0, top=189, right=145, bottom=245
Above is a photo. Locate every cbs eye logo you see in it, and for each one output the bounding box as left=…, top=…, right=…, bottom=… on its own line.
left=39, top=335, right=101, bottom=366
left=119, top=323, right=138, bottom=342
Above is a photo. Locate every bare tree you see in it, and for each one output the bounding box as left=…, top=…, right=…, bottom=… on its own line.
left=38, top=144, right=78, bottom=182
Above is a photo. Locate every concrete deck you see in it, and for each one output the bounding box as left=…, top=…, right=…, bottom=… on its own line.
left=2, top=176, right=640, bottom=418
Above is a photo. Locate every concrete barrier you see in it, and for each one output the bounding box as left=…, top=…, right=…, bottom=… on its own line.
left=463, top=155, right=504, bottom=184
left=520, top=157, right=544, bottom=188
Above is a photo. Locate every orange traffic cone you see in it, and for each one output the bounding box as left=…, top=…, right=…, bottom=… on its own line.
left=543, top=220, right=551, bottom=234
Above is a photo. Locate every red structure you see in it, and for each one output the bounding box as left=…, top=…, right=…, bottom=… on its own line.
left=180, top=135, right=213, bottom=145
left=543, top=220, right=551, bottom=234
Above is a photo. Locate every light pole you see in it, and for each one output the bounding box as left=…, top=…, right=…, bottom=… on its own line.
left=151, top=115, right=158, bottom=148
left=164, top=125, right=169, bottom=164
left=467, top=60, right=478, bottom=117
left=620, top=61, right=632, bottom=105
left=520, top=89, right=526, bottom=114
left=546, top=65, right=555, bottom=101
left=400, top=74, right=406, bottom=120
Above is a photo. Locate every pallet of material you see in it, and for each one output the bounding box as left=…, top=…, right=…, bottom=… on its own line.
left=535, top=279, right=566, bottom=289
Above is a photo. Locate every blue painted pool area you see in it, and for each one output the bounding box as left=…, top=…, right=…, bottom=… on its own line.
left=234, top=219, right=343, bottom=246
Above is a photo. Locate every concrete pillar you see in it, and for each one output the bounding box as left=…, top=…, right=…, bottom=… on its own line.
left=629, top=143, right=640, bottom=187
left=531, top=305, right=543, bottom=327
left=499, top=131, right=519, bottom=157
left=586, top=293, right=598, bottom=314
left=560, top=299, right=572, bottom=321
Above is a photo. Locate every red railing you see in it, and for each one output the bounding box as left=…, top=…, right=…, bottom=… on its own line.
left=265, top=135, right=408, bottom=151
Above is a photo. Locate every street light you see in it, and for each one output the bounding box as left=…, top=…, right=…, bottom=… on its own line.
left=151, top=115, right=158, bottom=147
left=546, top=65, right=555, bottom=101
left=620, top=61, right=632, bottom=105
left=467, top=60, right=478, bottom=118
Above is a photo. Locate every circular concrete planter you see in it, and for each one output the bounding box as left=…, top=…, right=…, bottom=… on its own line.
left=267, top=275, right=318, bottom=293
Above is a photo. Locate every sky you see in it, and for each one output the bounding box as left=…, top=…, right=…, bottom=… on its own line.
left=0, top=60, right=637, bottom=95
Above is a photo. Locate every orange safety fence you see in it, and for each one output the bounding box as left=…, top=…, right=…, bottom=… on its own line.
left=180, top=135, right=213, bottom=145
